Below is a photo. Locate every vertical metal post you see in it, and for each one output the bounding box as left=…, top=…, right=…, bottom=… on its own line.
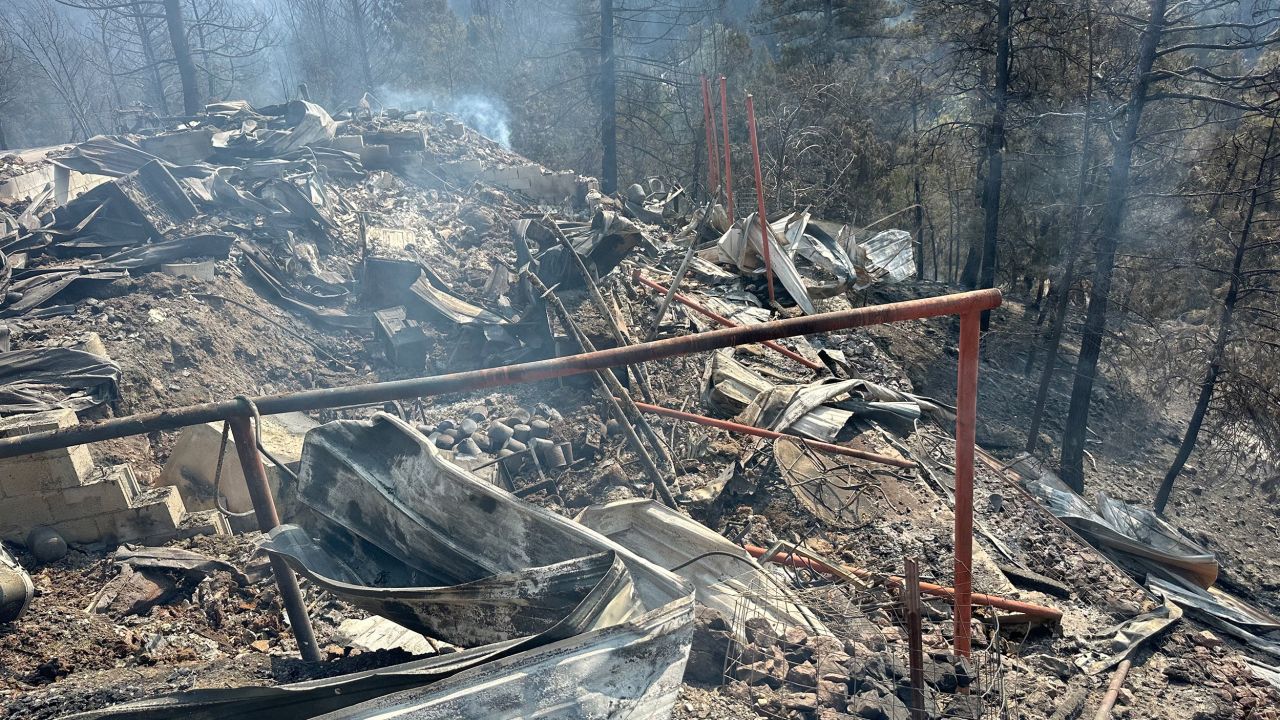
left=744, top=93, right=775, bottom=305
left=227, top=414, right=323, bottom=662
left=954, top=311, right=980, bottom=657
left=904, top=558, right=927, bottom=720
left=700, top=76, right=720, bottom=199
left=719, top=75, right=735, bottom=224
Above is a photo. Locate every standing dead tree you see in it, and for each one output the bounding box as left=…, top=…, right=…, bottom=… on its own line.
left=3, top=0, right=106, bottom=141
left=1058, top=0, right=1280, bottom=492
left=1154, top=110, right=1280, bottom=513
left=55, top=0, right=270, bottom=117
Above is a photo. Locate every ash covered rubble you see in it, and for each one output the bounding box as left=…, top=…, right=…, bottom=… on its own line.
left=0, top=98, right=1275, bottom=720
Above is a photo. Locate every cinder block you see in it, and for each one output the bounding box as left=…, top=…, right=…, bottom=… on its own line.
left=0, top=494, right=55, bottom=543
left=104, top=486, right=185, bottom=543
left=0, top=165, right=55, bottom=202
left=360, top=144, right=392, bottom=169
left=493, top=167, right=523, bottom=183
left=329, top=135, right=365, bottom=152
left=0, top=410, right=95, bottom=496
left=54, top=465, right=139, bottom=520
left=51, top=515, right=103, bottom=545
left=501, top=178, right=533, bottom=191
left=156, top=412, right=317, bottom=514
left=454, top=159, right=484, bottom=176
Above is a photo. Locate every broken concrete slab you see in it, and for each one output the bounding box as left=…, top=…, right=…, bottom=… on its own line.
left=156, top=412, right=318, bottom=518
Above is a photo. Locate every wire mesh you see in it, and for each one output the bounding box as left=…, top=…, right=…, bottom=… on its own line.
left=723, top=560, right=1005, bottom=719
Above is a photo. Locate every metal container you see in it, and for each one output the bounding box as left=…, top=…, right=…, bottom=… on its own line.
left=0, top=544, right=33, bottom=623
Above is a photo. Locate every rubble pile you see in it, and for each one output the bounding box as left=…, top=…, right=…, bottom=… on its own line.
left=723, top=616, right=981, bottom=720
left=0, top=97, right=1277, bottom=720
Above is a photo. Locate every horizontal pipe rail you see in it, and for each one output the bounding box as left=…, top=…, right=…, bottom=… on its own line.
left=743, top=544, right=1062, bottom=622
left=634, top=401, right=916, bottom=469
left=0, top=289, right=1000, bottom=459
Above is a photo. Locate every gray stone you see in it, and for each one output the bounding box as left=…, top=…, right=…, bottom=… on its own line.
left=847, top=690, right=909, bottom=720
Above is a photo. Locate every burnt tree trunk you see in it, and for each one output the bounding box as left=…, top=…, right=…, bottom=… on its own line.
left=1025, top=0, right=1096, bottom=451
left=134, top=11, right=170, bottom=116
left=346, top=0, right=375, bottom=93
left=1154, top=118, right=1276, bottom=514
left=599, top=0, right=618, bottom=194
left=163, top=0, right=200, bottom=116
left=913, top=95, right=925, bottom=280
left=1060, top=0, right=1166, bottom=492
left=976, top=0, right=1011, bottom=329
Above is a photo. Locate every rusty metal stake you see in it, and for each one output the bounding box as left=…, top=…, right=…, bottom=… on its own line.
left=744, top=93, right=774, bottom=306
left=227, top=413, right=322, bottom=662
left=905, top=558, right=927, bottom=720
left=701, top=76, right=720, bottom=199
left=719, top=76, right=734, bottom=224
left=954, top=311, right=981, bottom=657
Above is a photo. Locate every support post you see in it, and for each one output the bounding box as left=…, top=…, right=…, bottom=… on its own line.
left=700, top=76, right=720, bottom=199
left=904, top=558, right=927, bottom=720
left=954, top=311, right=980, bottom=657
left=719, top=76, right=734, bottom=223
left=227, top=414, right=322, bottom=662
left=745, top=94, right=774, bottom=305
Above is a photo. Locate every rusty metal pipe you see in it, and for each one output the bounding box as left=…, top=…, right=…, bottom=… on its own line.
left=227, top=414, right=322, bottom=662
left=719, top=75, right=734, bottom=223
left=954, top=311, right=981, bottom=657
left=634, top=401, right=916, bottom=469
left=0, top=290, right=1002, bottom=459
left=1093, top=659, right=1132, bottom=720
left=744, top=94, right=774, bottom=305
left=743, top=544, right=1062, bottom=622
left=632, top=269, right=823, bottom=370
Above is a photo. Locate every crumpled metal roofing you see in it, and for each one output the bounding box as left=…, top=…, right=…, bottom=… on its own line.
left=68, top=414, right=694, bottom=720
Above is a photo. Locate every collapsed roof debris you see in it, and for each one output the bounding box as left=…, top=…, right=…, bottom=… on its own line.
left=0, top=96, right=1275, bottom=720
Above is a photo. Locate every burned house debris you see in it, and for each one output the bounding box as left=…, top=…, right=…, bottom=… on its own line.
left=0, top=94, right=1276, bottom=720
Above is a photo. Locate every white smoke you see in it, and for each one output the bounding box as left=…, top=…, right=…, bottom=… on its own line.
left=373, top=87, right=512, bottom=149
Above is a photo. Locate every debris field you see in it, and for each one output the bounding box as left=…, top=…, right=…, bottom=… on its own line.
left=0, top=100, right=1277, bottom=720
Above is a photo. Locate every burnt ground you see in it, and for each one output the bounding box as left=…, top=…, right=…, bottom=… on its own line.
left=2, top=148, right=1279, bottom=718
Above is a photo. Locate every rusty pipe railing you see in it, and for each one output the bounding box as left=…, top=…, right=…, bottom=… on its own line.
left=0, top=290, right=1000, bottom=459
left=228, top=414, right=321, bottom=662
